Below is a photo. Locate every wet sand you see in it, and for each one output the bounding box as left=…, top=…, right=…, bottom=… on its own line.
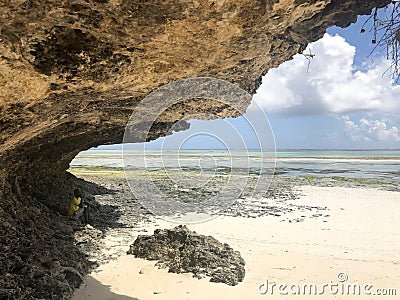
left=71, top=173, right=400, bottom=300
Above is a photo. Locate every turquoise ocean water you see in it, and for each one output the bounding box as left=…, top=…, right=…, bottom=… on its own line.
left=70, top=149, right=400, bottom=180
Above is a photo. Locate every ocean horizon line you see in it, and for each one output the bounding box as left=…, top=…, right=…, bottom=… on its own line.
left=98, top=147, right=400, bottom=151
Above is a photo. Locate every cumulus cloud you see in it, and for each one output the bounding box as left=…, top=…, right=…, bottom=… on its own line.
left=342, top=116, right=400, bottom=142
left=252, top=33, right=400, bottom=116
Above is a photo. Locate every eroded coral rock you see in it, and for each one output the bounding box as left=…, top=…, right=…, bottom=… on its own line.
left=127, top=225, right=245, bottom=286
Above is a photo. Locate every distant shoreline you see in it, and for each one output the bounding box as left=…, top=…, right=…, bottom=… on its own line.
left=95, top=145, right=400, bottom=151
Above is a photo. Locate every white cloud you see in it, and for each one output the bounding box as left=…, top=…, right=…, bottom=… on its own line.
left=253, top=33, right=400, bottom=116
left=342, top=116, right=400, bottom=142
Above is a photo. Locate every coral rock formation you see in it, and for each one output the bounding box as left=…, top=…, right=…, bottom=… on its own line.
left=0, top=0, right=390, bottom=298
left=128, top=225, right=246, bottom=286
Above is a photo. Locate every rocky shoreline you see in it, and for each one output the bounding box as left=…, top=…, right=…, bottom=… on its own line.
left=73, top=175, right=400, bottom=299
left=1, top=170, right=398, bottom=299
left=70, top=171, right=400, bottom=272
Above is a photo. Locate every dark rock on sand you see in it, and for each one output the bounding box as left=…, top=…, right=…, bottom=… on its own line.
left=127, top=225, right=245, bottom=286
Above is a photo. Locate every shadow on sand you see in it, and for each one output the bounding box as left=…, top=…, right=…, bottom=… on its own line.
left=72, top=276, right=140, bottom=300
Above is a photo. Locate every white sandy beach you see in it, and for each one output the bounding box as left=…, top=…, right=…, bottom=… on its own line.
left=72, top=186, right=400, bottom=300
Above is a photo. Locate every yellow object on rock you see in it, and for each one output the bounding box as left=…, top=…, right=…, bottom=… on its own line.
left=68, top=196, right=81, bottom=216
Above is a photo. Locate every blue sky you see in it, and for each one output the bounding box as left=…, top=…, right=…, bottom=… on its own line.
left=106, top=12, right=400, bottom=151
left=257, top=15, right=400, bottom=150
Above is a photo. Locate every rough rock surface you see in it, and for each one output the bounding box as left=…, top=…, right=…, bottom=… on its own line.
left=0, top=173, right=108, bottom=299
left=0, top=0, right=392, bottom=298
left=128, top=225, right=245, bottom=286
left=0, top=0, right=391, bottom=185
